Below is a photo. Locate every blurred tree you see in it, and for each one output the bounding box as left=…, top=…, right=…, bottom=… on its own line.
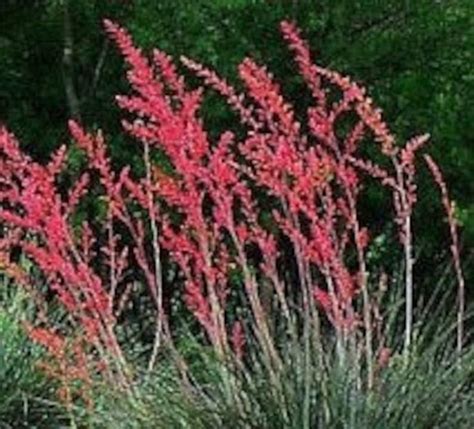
left=0, top=0, right=472, bottom=252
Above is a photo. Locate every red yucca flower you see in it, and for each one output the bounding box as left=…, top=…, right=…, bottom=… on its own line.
left=0, top=18, right=464, bottom=393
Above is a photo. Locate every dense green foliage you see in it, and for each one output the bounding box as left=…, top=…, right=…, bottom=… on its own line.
left=0, top=286, right=66, bottom=428
left=83, top=303, right=474, bottom=429
left=1, top=0, right=472, bottom=246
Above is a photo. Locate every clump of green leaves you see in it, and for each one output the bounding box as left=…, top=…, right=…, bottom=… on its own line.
left=0, top=285, right=67, bottom=428
left=89, top=303, right=474, bottom=429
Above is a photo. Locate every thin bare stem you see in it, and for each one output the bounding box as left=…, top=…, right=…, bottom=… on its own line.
left=392, top=158, right=414, bottom=360
left=424, top=154, right=465, bottom=359
left=143, top=142, right=164, bottom=372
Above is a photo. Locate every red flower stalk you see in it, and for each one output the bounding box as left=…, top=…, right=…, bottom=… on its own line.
left=0, top=126, right=130, bottom=387
left=424, top=154, right=465, bottom=356
left=104, top=18, right=425, bottom=352
left=231, top=320, right=246, bottom=362
left=27, top=325, right=94, bottom=409
left=0, top=18, right=461, bottom=397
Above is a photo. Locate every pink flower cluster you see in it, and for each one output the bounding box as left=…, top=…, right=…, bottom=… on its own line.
left=102, top=19, right=463, bottom=371
left=0, top=18, right=463, bottom=389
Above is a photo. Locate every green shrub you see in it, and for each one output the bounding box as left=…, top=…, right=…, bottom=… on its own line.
left=0, top=286, right=67, bottom=428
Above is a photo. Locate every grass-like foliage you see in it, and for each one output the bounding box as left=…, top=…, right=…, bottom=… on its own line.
left=0, top=286, right=69, bottom=428
left=90, top=305, right=474, bottom=428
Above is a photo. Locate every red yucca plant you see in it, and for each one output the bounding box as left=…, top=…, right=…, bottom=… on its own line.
left=0, top=19, right=464, bottom=399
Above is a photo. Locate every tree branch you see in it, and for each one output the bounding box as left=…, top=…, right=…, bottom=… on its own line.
left=62, top=0, right=81, bottom=121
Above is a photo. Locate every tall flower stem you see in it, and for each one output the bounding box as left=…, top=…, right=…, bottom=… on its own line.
left=143, top=142, right=165, bottom=372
